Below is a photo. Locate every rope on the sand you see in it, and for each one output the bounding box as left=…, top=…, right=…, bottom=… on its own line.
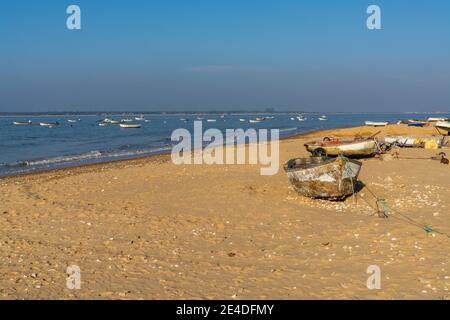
left=362, top=183, right=450, bottom=239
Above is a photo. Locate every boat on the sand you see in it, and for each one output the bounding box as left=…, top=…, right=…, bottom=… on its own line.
left=119, top=123, right=142, bottom=129
left=365, top=121, right=389, bottom=127
left=284, top=156, right=362, bottom=200
left=435, top=121, right=450, bottom=131
left=304, top=138, right=378, bottom=157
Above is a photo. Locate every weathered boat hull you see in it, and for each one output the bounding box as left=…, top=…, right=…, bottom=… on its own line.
left=305, top=140, right=377, bottom=157
left=284, top=157, right=362, bottom=200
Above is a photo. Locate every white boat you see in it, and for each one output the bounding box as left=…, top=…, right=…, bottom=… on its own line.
left=98, top=123, right=108, bottom=127
left=318, top=116, right=327, bottom=121
left=365, top=121, right=389, bottom=127
left=40, top=122, right=59, bottom=127
left=67, top=119, right=80, bottom=123
left=135, top=116, right=145, bottom=121
left=435, top=121, right=450, bottom=130
left=13, top=121, right=32, bottom=126
left=427, top=117, right=448, bottom=122
left=305, top=138, right=378, bottom=157
left=207, top=119, right=217, bottom=122
left=384, top=136, right=444, bottom=147
left=120, top=123, right=142, bottom=129
left=109, top=120, right=120, bottom=124
left=239, top=118, right=246, bottom=122
left=144, top=119, right=152, bottom=123
left=249, top=119, right=263, bottom=123
left=121, top=119, right=133, bottom=123
left=103, top=118, right=113, bottom=123
left=297, top=117, right=306, bottom=121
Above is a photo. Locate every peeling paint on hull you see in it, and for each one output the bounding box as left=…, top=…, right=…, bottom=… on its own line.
left=284, top=157, right=362, bottom=200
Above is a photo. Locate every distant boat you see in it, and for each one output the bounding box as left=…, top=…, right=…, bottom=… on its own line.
left=109, top=120, right=120, bottom=124
left=196, top=117, right=204, bottom=120
left=284, top=156, right=362, bottom=200
left=40, top=122, right=59, bottom=127
left=290, top=118, right=295, bottom=121
left=121, top=119, right=133, bottom=123
left=120, top=123, right=142, bottom=129
left=239, top=118, right=246, bottom=122
left=249, top=119, right=263, bottom=123
left=318, top=116, right=327, bottom=121
left=207, top=119, right=216, bottom=122
left=365, top=121, right=389, bottom=127
left=180, top=118, right=188, bottom=121
left=144, top=119, right=152, bottom=123
left=13, top=121, right=32, bottom=126
left=68, top=119, right=80, bottom=123
left=135, top=116, right=145, bottom=121
left=103, top=118, right=113, bottom=123
left=98, top=123, right=108, bottom=127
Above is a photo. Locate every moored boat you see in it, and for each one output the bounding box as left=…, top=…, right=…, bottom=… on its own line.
left=13, top=121, right=32, bottom=126
left=67, top=119, right=80, bottom=123
left=284, top=156, right=362, bottom=200
left=305, top=138, right=378, bottom=157
left=119, top=123, right=142, bottom=129
left=365, top=121, right=389, bottom=127
left=40, top=122, right=59, bottom=127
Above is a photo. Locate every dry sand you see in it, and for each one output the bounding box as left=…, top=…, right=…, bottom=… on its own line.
left=0, top=124, right=449, bottom=300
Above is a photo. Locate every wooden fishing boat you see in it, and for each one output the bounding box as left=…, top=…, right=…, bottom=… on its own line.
left=365, top=121, right=389, bottom=127
left=284, top=156, right=362, bottom=200
left=427, top=117, right=448, bottom=122
left=435, top=121, right=450, bottom=131
left=119, top=123, right=141, bottom=129
left=304, top=138, right=378, bottom=157
left=13, top=121, right=32, bottom=126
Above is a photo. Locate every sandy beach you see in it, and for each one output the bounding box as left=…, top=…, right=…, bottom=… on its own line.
left=1, top=124, right=449, bottom=300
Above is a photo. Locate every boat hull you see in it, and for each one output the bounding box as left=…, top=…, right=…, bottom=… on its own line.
left=305, top=140, right=377, bottom=157
left=284, top=157, right=362, bottom=200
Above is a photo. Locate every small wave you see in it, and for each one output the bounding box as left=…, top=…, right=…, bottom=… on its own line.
left=22, top=151, right=103, bottom=167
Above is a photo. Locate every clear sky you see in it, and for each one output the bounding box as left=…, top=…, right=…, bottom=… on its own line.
left=1, top=0, right=449, bottom=112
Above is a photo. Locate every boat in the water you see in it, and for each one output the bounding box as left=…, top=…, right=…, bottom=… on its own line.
left=239, top=118, right=246, bottom=122
left=109, top=120, right=120, bottom=124
left=284, top=156, right=362, bottom=200
left=121, top=119, right=133, bottom=123
left=40, top=122, right=59, bottom=127
left=135, top=116, right=145, bottom=121
left=119, top=123, right=142, bottom=129
left=67, top=119, right=80, bottom=123
left=318, top=116, right=327, bottom=121
left=304, top=138, right=378, bottom=157
left=365, top=121, right=389, bottom=127
left=207, top=119, right=217, bottom=122
left=13, top=121, right=32, bottom=126
left=98, top=123, right=108, bottom=127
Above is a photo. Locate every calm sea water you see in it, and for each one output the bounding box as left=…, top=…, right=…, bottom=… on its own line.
left=0, top=112, right=448, bottom=177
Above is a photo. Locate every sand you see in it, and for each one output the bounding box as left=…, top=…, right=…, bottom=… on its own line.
left=0, top=124, right=449, bottom=300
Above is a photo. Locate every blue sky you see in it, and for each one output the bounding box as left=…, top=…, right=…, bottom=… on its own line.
left=0, top=0, right=449, bottom=112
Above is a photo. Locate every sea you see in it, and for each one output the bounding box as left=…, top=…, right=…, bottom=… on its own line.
left=0, top=112, right=448, bottom=177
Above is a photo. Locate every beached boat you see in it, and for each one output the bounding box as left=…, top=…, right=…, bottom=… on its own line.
left=427, top=117, right=448, bottom=122
left=304, top=138, right=378, bottom=157
left=435, top=121, right=450, bottom=131
left=383, top=136, right=445, bottom=148
left=13, top=121, right=32, bottom=126
left=365, top=121, right=389, bottom=127
left=119, top=123, right=141, bottom=129
left=284, top=156, right=362, bottom=200
left=40, top=122, right=59, bottom=127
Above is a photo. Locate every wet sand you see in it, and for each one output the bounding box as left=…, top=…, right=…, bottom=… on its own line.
left=0, top=124, right=449, bottom=299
